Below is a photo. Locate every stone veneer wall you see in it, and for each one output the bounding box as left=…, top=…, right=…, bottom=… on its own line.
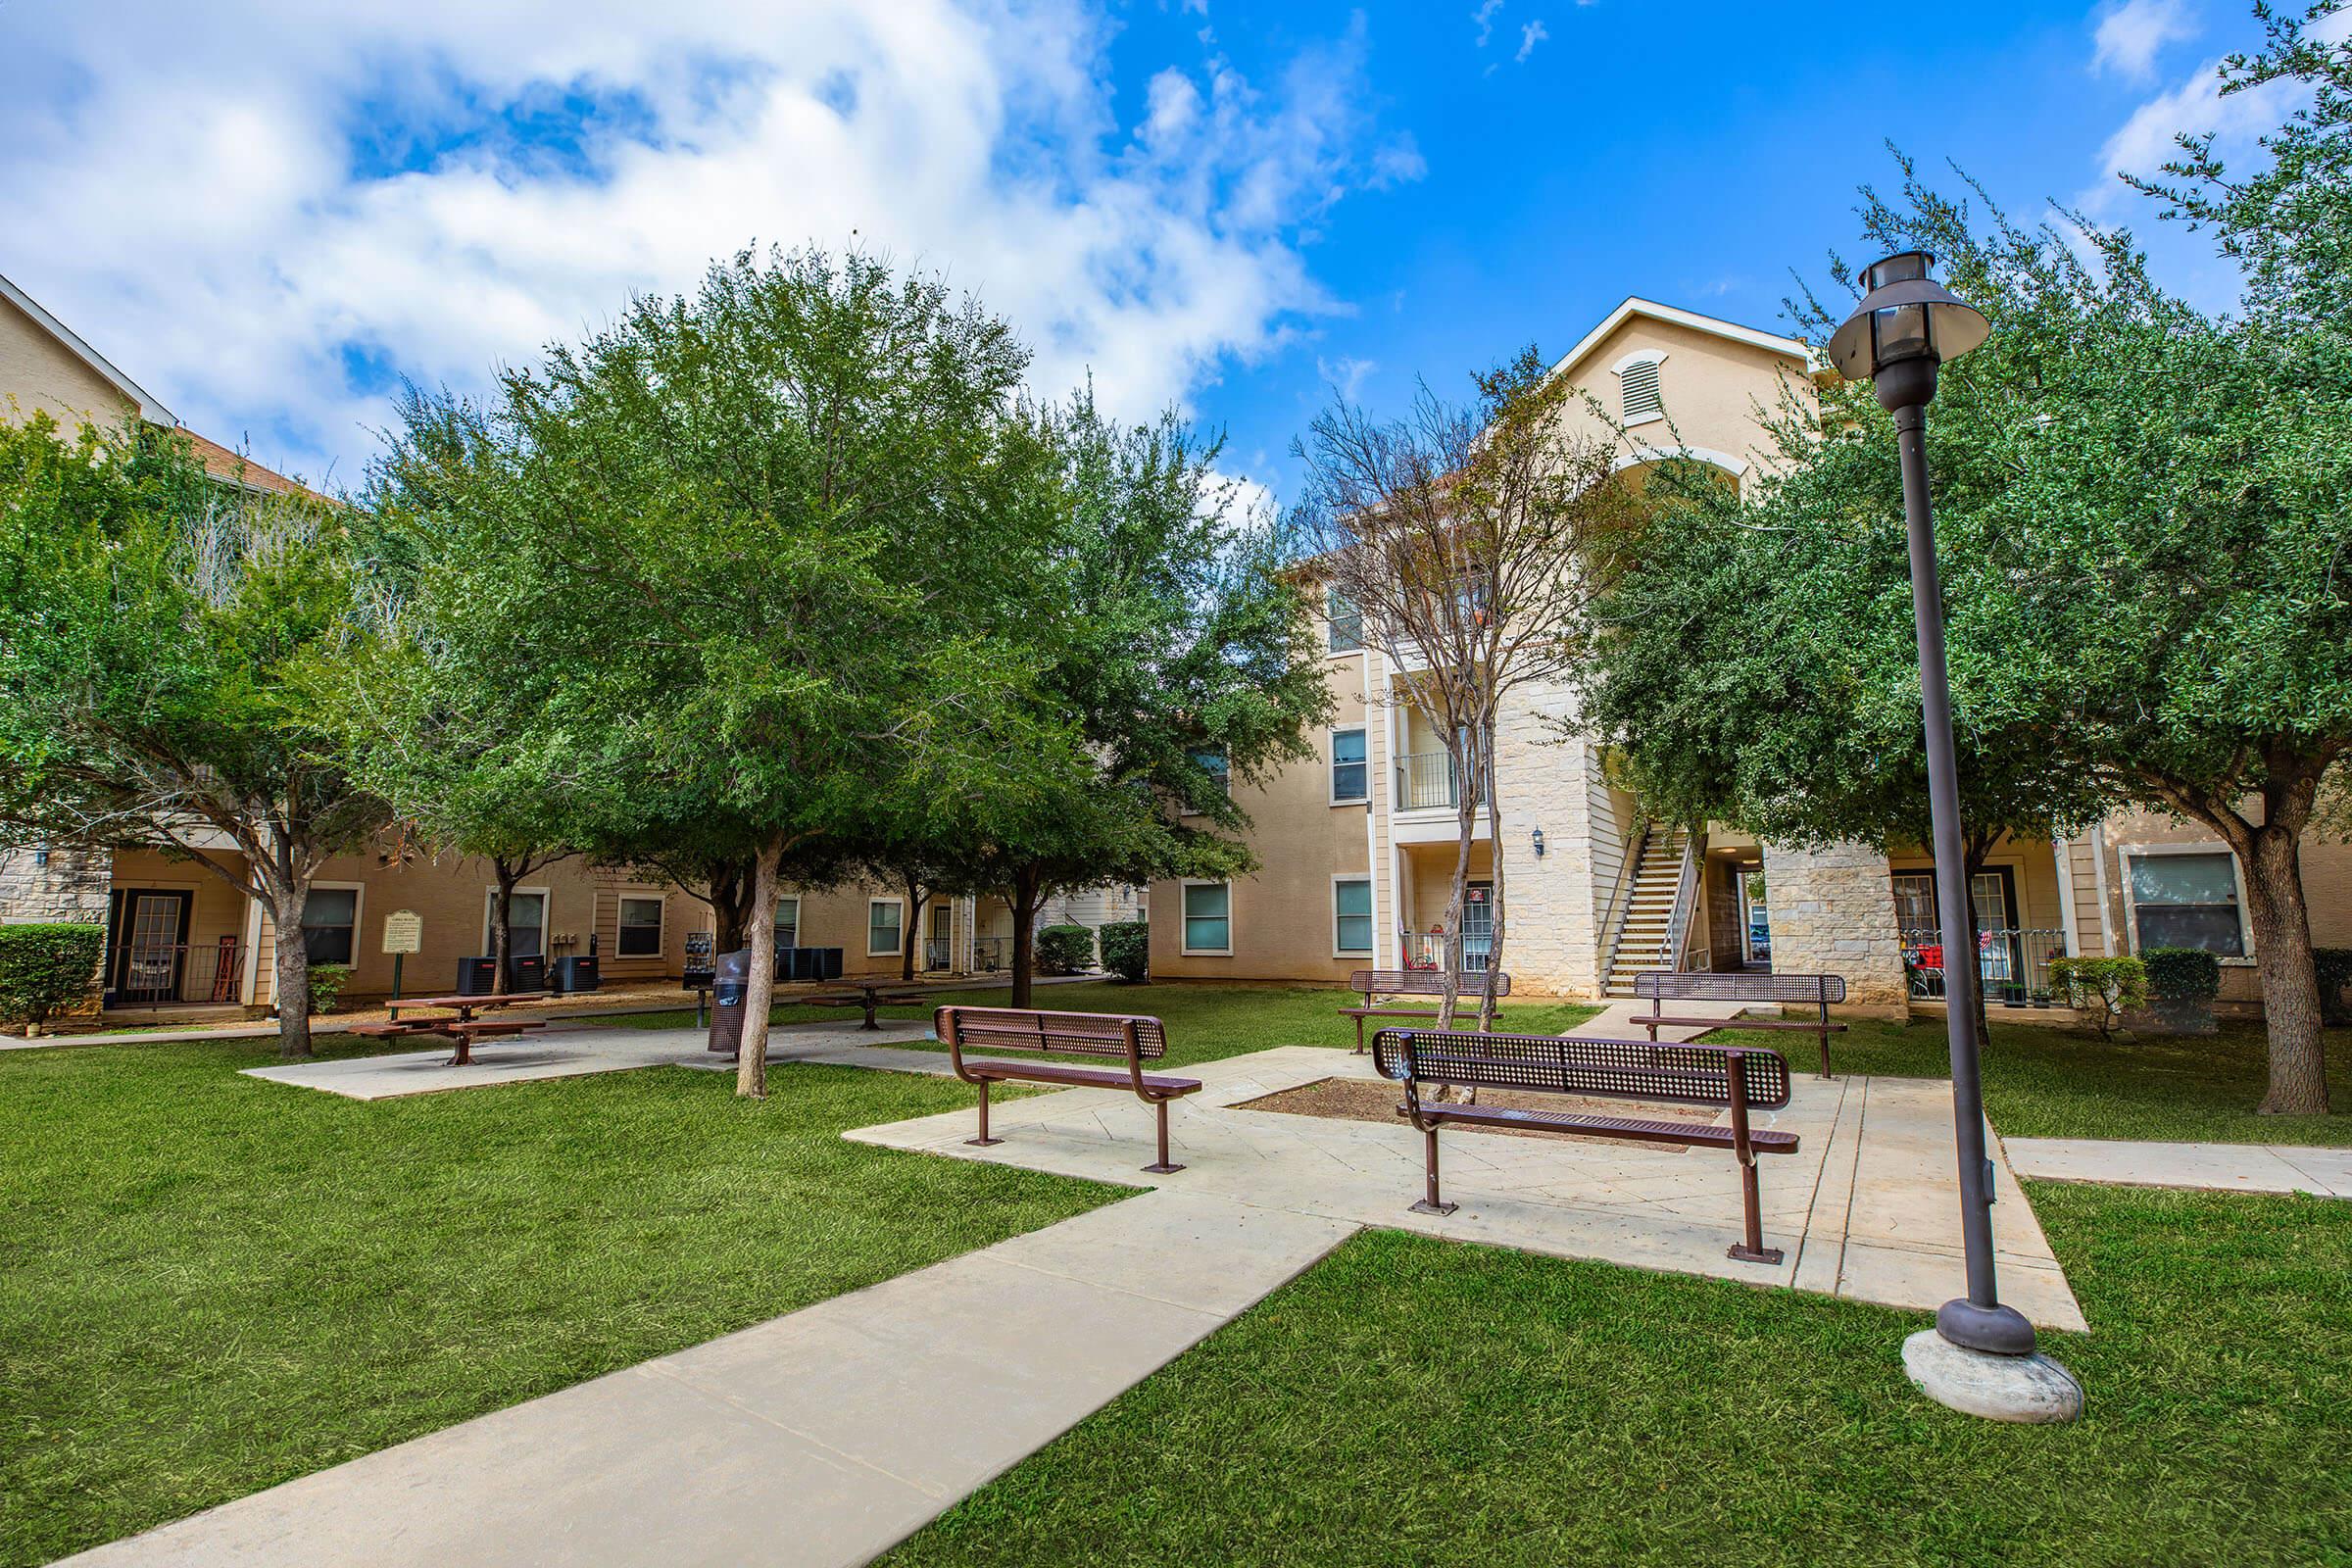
left=1487, top=675, right=1606, bottom=998
left=1759, top=839, right=1909, bottom=1010
left=0, top=847, right=111, bottom=924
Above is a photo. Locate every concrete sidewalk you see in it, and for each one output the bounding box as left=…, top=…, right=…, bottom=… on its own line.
left=2005, top=1136, right=2352, bottom=1198
left=57, top=1190, right=1356, bottom=1568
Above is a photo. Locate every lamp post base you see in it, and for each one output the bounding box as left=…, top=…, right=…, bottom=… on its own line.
left=1902, top=1329, right=2083, bottom=1424
left=1937, top=1297, right=2038, bottom=1356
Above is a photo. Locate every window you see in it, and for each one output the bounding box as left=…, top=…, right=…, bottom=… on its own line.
left=1182, top=883, right=1231, bottom=954
left=776, top=897, right=800, bottom=949
left=1334, top=878, right=1373, bottom=955
left=867, top=899, right=904, bottom=956
left=1331, top=727, right=1368, bottom=804
left=483, top=889, right=547, bottom=957
left=1326, top=588, right=1363, bottom=652
left=2129, top=851, right=2245, bottom=956
left=302, top=886, right=358, bottom=965
left=616, top=896, right=664, bottom=957
left=1187, top=746, right=1230, bottom=807
left=1620, top=355, right=1664, bottom=422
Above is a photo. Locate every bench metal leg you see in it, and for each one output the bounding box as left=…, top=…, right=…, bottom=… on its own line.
left=1352, top=1014, right=1366, bottom=1054
left=1410, top=1127, right=1457, bottom=1216
left=1142, top=1098, right=1184, bottom=1174
left=966, top=1079, right=1004, bottom=1148
left=1727, top=1158, right=1782, bottom=1265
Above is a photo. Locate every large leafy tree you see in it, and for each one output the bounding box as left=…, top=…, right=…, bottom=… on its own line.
left=0, top=416, right=378, bottom=1057
left=371, top=248, right=1072, bottom=1095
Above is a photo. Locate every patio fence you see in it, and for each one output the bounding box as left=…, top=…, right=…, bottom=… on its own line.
left=110, top=941, right=246, bottom=1008
left=1900, top=927, right=2068, bottom=1006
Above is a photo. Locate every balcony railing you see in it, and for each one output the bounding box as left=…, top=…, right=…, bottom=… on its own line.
left=1396, top=752, right=1465, bottom=811
left=109, top=940, right=245, bottom=1008
left=1900, top=927, right=2068, bottom=1006
left=922, top=938, right=955, bottom=973
left=1399, top=931, right=1494, bottom=973
left=971, top=936, right=1008, bottom=972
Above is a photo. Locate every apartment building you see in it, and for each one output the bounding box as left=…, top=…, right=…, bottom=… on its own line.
left=1148, top=296, right=2352, bottom=1013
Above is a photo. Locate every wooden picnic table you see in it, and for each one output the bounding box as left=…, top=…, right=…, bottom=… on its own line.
left=363, top=992, right=551, bottom=1065
left=804, top=979, right=930, bottom=1031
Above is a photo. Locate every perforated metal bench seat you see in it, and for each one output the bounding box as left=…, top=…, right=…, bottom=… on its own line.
left=1645, top=1014, right=1849, bottom=1034
left=1414, top=1101, right=1800, bottom=1153
left=956, top=1057, right=1202, bottom=1097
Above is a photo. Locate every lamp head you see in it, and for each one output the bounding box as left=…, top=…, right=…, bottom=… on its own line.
left=1826, top=251, right=1988, bottom=412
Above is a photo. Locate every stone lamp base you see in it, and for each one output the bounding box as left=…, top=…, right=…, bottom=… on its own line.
left=1902, top=1329, right=2084, bottom=1424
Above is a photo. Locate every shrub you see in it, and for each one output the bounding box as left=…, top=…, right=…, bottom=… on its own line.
left=1099, top=919, right=1150, bottom=983
left=2140, top=947, right=2223, bottom=1003
left=2314, top=947, right=2352, bottom=1025
left=0, top=922, right=106, bottom=1035
left=1034, top=924, right=1095, bottom=976
left=307, top=963, right=352, bottom=1015
left=2047, top=956, right=2148, bottom=1041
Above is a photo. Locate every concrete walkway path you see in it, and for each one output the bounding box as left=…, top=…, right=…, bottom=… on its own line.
left=2005, top=1136, right=2352, bottom=1198
left=57, top=1190, right=1356, bottom=1568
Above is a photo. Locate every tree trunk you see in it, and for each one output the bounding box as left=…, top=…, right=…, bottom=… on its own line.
left=707, top=858, right=757, bottom=953
left=2240, top=823, right=2329, bottom=1116
left=1476, top=729, right=1505, bottom=1034
left=270, top=884, right=314, bottom=1059
left=1008, top=869, right=1041, bottom=1009
left=902, top=878, right=928, bottom=984
left=490, top=858, right=518, bottom=994
left=735, top=838, right=785, bottom=1099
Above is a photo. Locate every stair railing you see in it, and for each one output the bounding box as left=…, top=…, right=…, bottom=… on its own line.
left=1596, top=817, right=1652, bottom=987
left=1663, top=833, right=1702, bottom=972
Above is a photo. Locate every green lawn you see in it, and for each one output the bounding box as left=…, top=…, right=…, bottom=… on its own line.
left=591, top=979, right=1606, bottom=1067
left=886, top=1183, right=2352, bottom=1568
left=0, top=1034, right=1120, bottom=1568
left=1713, top=1014, right=2352, bottom=1147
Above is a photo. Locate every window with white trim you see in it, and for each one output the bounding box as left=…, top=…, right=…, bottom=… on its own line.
left=867, top=900, right=903, bottom=956
left=1326, top=588, right=1363, bottom=652
left=1331, top=727, right=1368, bottom=804
left=1182, top=883, right=1231, bottom=954
left=302, top=887, right=358, bottom=965
left=2128, top=851, right=2245, bottom=956
left=616, top=895, right=665, bottom=957
left=1620, top=356, right=1663, bottom=422
left=1334, top=878, right=1373, bottom=955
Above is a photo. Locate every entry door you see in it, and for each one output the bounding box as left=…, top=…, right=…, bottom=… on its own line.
left=110, top=890, right=193, bottom=1004
left=1459, top=882, right=1494, bottom=971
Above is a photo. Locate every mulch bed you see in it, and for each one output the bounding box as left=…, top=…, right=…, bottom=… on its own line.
left=1229, top=1076, right=1719, bottom=1152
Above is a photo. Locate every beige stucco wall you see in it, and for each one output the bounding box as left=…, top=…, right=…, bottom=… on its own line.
left=1547, top=314, right=1812, bottom=485
left=0, top=296, right=136, bottom=432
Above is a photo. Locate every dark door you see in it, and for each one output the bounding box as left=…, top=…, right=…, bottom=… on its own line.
left=106, top=889, right=194, bottom=1005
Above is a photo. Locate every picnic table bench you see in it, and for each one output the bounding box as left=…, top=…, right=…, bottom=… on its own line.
left=1634, top=971, right=1846, bottom=1078
left=351, top=992, right=550, bottom=1066
left=805, top=978, right=930, bottom=1031
left=1341, top=968, right=1513, bottom=1053
left=1373, top=1027, right=1800, bottom=1264
left=938, top=1005, right=1201, bottom=1174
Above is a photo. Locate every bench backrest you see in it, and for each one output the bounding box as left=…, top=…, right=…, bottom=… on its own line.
left=1371, top=1028, right=1791, bottom=1110
left=1348, top=969, right=1513, bottom=1002
left=1633, top=970, right=1845, bottom=1007
left=935, top=1005, right=1168, bottom=1062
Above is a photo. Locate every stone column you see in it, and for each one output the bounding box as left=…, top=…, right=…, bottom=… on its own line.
left=1489, top=676, right=1603, bottom=998
left=1759, top=839, right=1908, bottom=1012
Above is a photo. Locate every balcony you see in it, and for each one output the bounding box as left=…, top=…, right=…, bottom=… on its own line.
left=1900, top=927, right=2068, bottom=1006
left=1396, top=752, right=1465, bottom=811
left=106, top=940, right=246, bottom=1009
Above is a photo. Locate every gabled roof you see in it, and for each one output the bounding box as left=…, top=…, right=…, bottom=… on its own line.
left=0, top=270, right=176, bottom=425
left=1545, top=297, right=1810, bottom=383
left=175, top=428, right=315, bottom=500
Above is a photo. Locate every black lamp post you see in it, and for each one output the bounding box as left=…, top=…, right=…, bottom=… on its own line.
left=1829, top=253, right=2035, bottom=1360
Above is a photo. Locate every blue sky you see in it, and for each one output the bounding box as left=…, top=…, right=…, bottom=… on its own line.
left=0, top=0, right=2308, bottom=503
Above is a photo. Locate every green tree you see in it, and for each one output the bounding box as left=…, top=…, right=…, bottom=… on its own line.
left=0, top=416, right=378, bottom=1057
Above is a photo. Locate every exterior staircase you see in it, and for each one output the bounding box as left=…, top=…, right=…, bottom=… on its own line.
left=1603, top=824, right=1692, bottom=997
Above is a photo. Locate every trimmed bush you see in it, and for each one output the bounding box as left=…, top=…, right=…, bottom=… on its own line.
left=1034, top=924, right=1095, bottom=977
left=2141, top=947, right=2223, bottom=1003
left=2314, top=947, right=2352, bottom=1025
left=0, top=922, right=105, bottom=1035
left=1099, top=919, right=1150, bottom=983
left=308, top=963, right=352, bottom=1015
left=2047, top=956, right=2148, bottom=1041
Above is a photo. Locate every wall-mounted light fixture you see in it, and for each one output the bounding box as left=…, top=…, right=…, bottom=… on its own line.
left=1531, top=828, right=1546, bottom=859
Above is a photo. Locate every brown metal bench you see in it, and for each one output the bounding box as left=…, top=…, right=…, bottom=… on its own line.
left=937, top=1006, right=1202, bottom=1173
left=1634, top=971, right=1846, bottom=1078
left=1372, top=1027, right=1800, bottom=1264
left=1341, top=968, right=1512, bottom=1053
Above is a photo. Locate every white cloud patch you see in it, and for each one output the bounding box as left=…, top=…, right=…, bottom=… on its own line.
left=0, top=0, right=1411, bottom=486
left=1472, top=0, right=1504, bottom=48
left=1516, top=20, right=1549, bottom=63
left=1316, top=354, right=1377, bottom=402
left=2093, top=0, right=2196, bottom=78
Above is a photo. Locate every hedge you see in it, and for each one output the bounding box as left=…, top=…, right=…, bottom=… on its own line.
left=0, top=922, right=106, bottom=1033
left=1099, top=919, right=1149, bottom=983
left=1035, top=924, right=1095, bottom=976
left=2140, top=947, right=2223, bottom=1003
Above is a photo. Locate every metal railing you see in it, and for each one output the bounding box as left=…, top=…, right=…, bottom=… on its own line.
left=1399, top=930, right=1494, bottom=972
left=922, top=938, right=956, bottom=973
left=1395, top=752, right=1458, bottom=810
left=1900, top=927, right=2068, bottom=1005
left=1663, top=835, right=1700, bottom=972
left=1596, top=817, right=1651, bottom=984
left=971, top=936, right=1008, bottom=972
left=110, top=941, right=245, bottom=1007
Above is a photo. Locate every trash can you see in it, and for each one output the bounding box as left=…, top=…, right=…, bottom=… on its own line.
left=709, top=950, right=752, bottom=1056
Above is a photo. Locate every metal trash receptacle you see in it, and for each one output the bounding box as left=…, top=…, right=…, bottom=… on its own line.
left=708, top=950, right=752, bottom=1056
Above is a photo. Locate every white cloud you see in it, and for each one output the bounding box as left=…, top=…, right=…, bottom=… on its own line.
left=1516, top=20, right=1549, bottom=63
left=1316, top=354, right=1377, bottom=401
left=2092, top=0, right=2196, bottom=79
left=0, top=1, right=1405, bottom=486
left=1472, top=0, right=1504, bottom=48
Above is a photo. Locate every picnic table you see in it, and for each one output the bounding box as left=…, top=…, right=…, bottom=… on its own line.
left=355, top=992, right=550, bottom=1065
left=803, top=978, right=928, bottom=1031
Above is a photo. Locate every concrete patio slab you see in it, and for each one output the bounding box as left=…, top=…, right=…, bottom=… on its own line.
left=2005, top=1136, right=2352, bottom=1198
left=56, top=1190, right=1356, bottom=1568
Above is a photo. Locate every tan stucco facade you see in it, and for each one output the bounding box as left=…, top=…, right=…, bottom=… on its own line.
left=0, top=293, right=137, bottom=432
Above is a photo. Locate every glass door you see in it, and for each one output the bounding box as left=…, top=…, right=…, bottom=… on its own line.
left=1459, top=882, right=1494, bottom=972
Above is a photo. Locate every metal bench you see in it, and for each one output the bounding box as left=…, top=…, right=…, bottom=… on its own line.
left=1372, top=1027, right=1800, bottom=1264
left=1634, top=971, right=1846, bottom=1079
left=937, top=1006, right=1202, bottom=1174
left=1340, top=968, right=1513, bottom=1053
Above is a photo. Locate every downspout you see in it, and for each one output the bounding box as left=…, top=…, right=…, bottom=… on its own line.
left=1363, top=644, right=1384, bottom=969
left=2050, top=831, right=2079, bottom=957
